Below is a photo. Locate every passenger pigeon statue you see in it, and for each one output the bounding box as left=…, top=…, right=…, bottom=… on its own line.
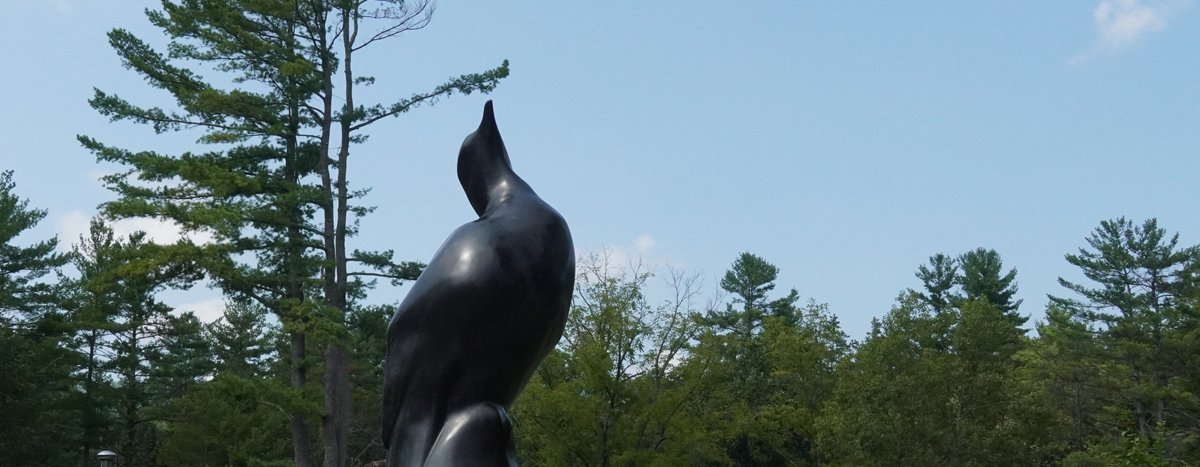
left=383, top=101, right=575, bottom=467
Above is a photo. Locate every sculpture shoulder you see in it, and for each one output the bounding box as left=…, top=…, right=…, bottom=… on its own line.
left=490, top=191, right=565, bottom=222
left=393, top=192, right=572, bottom=317
left=409, top=221, right=506, bottom=292
left=484, top=192, right=572, bottom=245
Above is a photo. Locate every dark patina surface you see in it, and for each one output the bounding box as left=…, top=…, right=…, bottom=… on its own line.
left=383, top=101, right=574, bottom=467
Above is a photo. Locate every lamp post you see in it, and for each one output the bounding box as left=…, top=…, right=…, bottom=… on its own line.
left=97, top=450, right=117, bottom=467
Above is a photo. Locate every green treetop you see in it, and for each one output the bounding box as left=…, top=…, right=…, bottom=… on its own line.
left=705, top=252, right=800, bottom=339
left=912, top=248, right=1023, bottom=326
left=0, top=170, right=74, bottom=466
left=958, top=247, right=1023, bottom=325
left=915, top=253, right=958, bottom=314
left=0, top=170, right=68, bottom=318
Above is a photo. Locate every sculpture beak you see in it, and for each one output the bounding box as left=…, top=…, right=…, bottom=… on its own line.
left=478, top=100, right=498, bottom=138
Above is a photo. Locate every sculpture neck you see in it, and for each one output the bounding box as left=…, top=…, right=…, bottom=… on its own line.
left=480, top=169, right=533, bottom=215
left=460, top=158, right=534, bottom=217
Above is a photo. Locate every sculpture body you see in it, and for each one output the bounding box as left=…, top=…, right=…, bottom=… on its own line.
left=383, top=101, right=575, bottom=467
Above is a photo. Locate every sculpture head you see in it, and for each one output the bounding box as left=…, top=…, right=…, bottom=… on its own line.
left=458, top=101, right=516, bottom=216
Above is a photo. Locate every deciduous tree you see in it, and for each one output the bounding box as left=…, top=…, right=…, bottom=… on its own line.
left=513, top=251, right=724, bottom=467
left=818, top=294, right=1062, bottom=466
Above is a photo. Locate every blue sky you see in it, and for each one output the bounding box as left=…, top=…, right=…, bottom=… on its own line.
left=3, top=0, right=1198, bottom=339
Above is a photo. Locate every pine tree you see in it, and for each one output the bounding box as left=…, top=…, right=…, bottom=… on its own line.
left=0, top=170, right=67, bottom=317
left=151, top=312, right=214, bottom=400
left=0, top=323, right=80, bottom=466
left=102, top=231, right=191, bottom=467
left=1020, top=304, right=1120, bottom=454
left=345, top=303, right=394, bottom=466
left=914, top=253, right=959, bottom=314
left=61, top=218, right=124, bottom=466
left=0, top=171, right=76, bottom=466
left=704, top=252, right=800, bottom=339
left=958, top=248, right=1024, bottom=325
left=911, top=249, right=1024, bottom=326
left=700, top=253, right=829, bottom=467
left=207, top=301, right=274, bottom=378
left=1051, top=217, right=1200, bottom=455
left=157, top=302, right=292, bottom=467
left=80, top=2, right=508, bottom=466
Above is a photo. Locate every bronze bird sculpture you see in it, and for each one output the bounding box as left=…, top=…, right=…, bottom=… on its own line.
left=383, top=101, right=575, bottom=467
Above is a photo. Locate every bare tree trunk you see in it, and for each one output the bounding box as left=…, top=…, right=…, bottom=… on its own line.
left=120, top=327, right=140, bottom=467
left=323, top=345, right=351, bottom=467
left=1133, top=367, right=1150, bottom=437
left=290, top=332, right=315, bottom=467
left=284, top=15, right=315, bottom=463
left=80, top=329, right=99, bottom=467
left=315, top=5, right=348, bottom=467
left=322, top=9, right=358, bottom=467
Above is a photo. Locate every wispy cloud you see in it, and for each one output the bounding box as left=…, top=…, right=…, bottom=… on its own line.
left=1093, top=0, right=1188, bottom=50
left=56, top=210, right=92, bottom=249
left=1072, top=0, right=1189, bottom=64
left=574, top=234, right=689, bottom=280
left=634, top=234, right=657, bottom=255
left=175, top=297, right=226, bottom=323
left=56, top=209, right=215, bottom=250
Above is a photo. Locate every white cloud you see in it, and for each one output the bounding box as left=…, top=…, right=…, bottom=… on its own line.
left=577, top=245, right=639, bottom=276
left=114, top=216, right=215, bottom=245
left=574, top=234, right=687, bottom=279
left=634, top=234, right=656, bottom=254
left=56, top=210, right=91, bottom=249
left=1092, top=0, right=1188, bottom=50
left=173, top=297, right=226, bottom=323
left=55, top=209, right=214, bottom=250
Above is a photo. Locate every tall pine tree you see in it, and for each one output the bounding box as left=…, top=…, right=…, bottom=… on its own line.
left=80, top=2, right=508, bottom=466
left=958, top=247, right=1023, bottom=325
left=1051, top=217, right=1200, bottom=456
left=912, top=248, right=1023, bottom=326
left=0, top=170, right=75, bottom=466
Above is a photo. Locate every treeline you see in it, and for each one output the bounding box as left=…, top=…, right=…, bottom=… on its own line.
left=512, top=221, right=1200, bottom=467
left=5, top=166, right=1200, bottom=466
left=0, top=169, right=387, bottom=466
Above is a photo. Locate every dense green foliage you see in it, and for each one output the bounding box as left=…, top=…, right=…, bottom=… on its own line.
left=7, top=142, right=1200, bottom=467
